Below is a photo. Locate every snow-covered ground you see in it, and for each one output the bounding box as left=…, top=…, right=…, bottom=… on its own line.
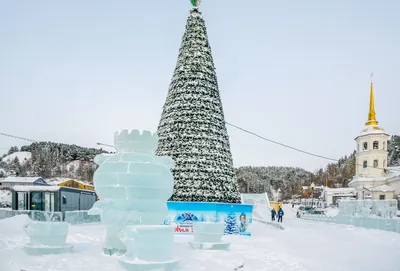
left=0, top=205, right=399, bottom=271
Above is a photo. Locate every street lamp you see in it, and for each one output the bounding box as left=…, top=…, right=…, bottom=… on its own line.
left=310, top=182, right=316, bottom=207
left=96, top=142, right=117, bottom=151
left=277, top=188, right=282, bottom=202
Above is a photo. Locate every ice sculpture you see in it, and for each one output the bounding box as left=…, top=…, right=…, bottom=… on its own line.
left=92, top=129, right=179, bottom=270
left=338, top=199, right=398, bottom=219
left=189, top=222, right=230, bottom=250
left=22, top=212, right=73, bottom=255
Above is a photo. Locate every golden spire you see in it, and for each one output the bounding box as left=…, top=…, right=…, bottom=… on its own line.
left=366, top=73, right=378, bottom=126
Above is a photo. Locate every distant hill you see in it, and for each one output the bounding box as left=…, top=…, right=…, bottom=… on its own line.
left=0, top=142, right=108, bottom=182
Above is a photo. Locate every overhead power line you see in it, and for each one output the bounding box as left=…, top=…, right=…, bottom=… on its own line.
left=225, top=121, right=400, bottom=172
left=225, top=122, right=338, bottom=162
left=0, top=132, right=36, bottom=142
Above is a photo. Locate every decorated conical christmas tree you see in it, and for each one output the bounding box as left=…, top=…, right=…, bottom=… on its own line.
left=156, top=7, right=241, bottom=203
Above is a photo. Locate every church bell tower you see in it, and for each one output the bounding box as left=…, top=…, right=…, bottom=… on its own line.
left=354, top=75, right=390, bottom=178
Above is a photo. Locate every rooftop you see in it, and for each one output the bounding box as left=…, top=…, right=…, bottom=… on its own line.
left=355, top=125, right=389, bottom=139
left=12, top=185, right=60, bottom=192
left=324, top=187, right=357, bottom=192
left=2, top=177, right=45, bottom=184
left=365, top=185, right=395, bottom=192
left=348, top=176, right=389, bottom=185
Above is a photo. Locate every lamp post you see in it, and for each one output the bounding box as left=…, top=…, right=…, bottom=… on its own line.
left=277, top=188, right=282, bottom=202
left=310, top=182, right=316, bottom=207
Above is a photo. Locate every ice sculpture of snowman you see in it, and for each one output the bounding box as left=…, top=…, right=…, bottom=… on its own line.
left=93, top=129, right=179, bottom=270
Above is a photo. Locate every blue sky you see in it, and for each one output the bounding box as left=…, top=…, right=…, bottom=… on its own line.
left=0, top=0, right=399, bottom=171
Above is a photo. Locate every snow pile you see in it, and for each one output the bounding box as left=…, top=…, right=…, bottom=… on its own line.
left=1, top=152, right=31, bottom=164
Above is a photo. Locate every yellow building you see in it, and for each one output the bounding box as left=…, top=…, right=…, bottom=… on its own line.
left=57, top=179, right=95, bottom=191
left=269, top=201, right=283, bottom=212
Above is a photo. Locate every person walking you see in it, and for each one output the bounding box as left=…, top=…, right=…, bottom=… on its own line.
left=277, top=207, right=284, bottom=223
left=271, top=208, right=276, bottom=221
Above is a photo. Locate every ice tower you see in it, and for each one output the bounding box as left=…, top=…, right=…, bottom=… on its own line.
left=92, top=129, right=178, bottom=266
left=156, top=3, right=241, bottom=203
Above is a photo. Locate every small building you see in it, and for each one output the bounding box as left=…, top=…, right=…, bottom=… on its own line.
left=364, top=185, right=396, bottom=200
left=12, top=185, right=97, bottom=216
left=57, top=179, right=95, bottom=191
left=0, top=177, right=48, bottom=188
left=323, top=187, right=357, bottom=206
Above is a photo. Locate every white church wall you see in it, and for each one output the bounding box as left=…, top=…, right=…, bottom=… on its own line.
left=355, top=133, right=389, bottom=177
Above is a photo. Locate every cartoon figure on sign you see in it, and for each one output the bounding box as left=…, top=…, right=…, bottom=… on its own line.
left=183, top=213, right=193, bottom=222
left=239, top=212, right=248, bottom=235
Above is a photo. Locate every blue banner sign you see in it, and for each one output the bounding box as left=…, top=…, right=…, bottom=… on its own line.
left=164, top=202, right=253, bottom=236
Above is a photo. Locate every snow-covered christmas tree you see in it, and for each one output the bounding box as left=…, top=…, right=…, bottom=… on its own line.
left=156, top=4, right=241, bottom=203
left=224, top=212, right=239, bottom=235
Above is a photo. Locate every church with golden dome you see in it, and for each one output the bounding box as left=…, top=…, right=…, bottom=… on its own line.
left=348, top=76, right=400, bottom=200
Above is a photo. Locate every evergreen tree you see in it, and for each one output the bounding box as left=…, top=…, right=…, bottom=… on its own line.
left=156, top=7, right=241, bottom=203
left=224, top=212, right=239, bottom=235
left=8, top=146, right=19, bottom=155
left=388, top=135, right=400, bottom=167
left=10, top=156, right=21, bottom=175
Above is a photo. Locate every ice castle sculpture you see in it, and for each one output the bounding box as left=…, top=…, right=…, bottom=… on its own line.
left=92, top=129, right=179, bottom=270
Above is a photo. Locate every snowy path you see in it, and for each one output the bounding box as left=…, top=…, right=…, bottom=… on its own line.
left=1, top=207, right=400, bottom=271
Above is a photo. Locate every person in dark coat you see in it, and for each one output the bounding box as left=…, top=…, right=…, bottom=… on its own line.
left=277, top=207, right=284, bottom=223
left=271, top=208, right=276, bottom=221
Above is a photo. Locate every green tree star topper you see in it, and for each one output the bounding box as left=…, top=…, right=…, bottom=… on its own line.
left=190, top=0, right=201, bottom=7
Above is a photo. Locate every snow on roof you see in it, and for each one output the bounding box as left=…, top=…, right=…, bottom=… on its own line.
left=1, top=152, right=32, bottom=164
left=46, top=177, right=75, bottom=185
left=324, top=187, right=356, bottom=192
left=365, top=185, right=395, bottom=192
left=355, top=125, right=389, bottom=139
left=46, top=178, right=92, bottom=186
left=387, top=166, right=400, bottom=177
left=348, top=176, right=389, bottom=185
left=302, top=186, right=323, bottom=190
left=2, top=177, right=45, bottom=184
left=13, top=185, right=60, bottom=192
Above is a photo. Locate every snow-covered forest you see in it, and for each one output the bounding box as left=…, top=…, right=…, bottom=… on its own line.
left=0, top=142, right=107, bottom=182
